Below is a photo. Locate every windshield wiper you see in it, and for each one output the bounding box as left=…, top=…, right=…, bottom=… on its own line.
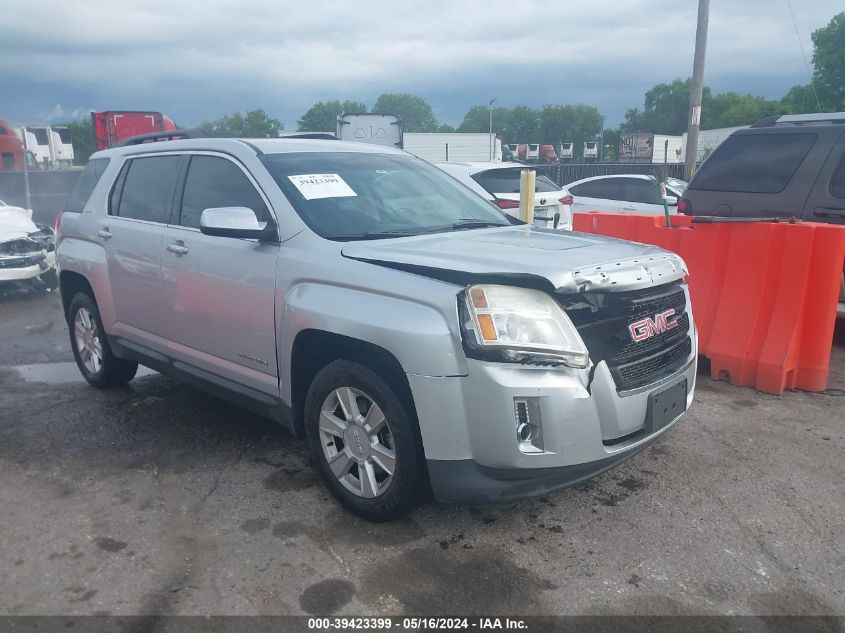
left=329, top=230, right=421, bottom=241
left=419, top=219, right=509, bottom=233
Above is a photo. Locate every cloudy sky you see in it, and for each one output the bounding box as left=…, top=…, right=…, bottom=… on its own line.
left=0, top=0, right=841, bottom=129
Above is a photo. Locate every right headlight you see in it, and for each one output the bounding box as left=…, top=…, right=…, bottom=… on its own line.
left=460, top=284, right=589, bottom=368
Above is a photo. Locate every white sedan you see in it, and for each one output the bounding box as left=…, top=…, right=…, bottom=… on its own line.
left=0, top=199, right=57, bottom=287
left=435, top=162, right=573, bottom=230
left=562, top=174, right=684, bottom=215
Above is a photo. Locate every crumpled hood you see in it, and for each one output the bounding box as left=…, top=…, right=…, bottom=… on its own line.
left=0, top=207, right=39, bottom=242
left=341, top=225, right=686, bottom=293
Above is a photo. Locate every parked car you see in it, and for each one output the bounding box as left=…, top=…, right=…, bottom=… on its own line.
left=0, top=198, right=56, bottom=288
left=563, top=175, right=679, bottom=215
left=680, top=112, right=845, bottom=317
left=436, top=162, right=573, bottom=230
left=56, top=136, right=697, bottom=521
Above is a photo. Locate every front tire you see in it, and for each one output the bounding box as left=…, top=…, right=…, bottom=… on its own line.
left=68, top=292, right=138, bottom=388
left=304, top=360, right=426, bottom=521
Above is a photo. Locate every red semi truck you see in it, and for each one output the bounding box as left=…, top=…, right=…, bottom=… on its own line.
left=0, top=117, right=24, bottom=170
left=91, top=111, right=178, bottom=150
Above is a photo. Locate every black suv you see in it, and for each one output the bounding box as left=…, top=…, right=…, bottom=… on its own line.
left=680, top=112, right=845, bottom=223
left=680, top=112, right=845, bottom=316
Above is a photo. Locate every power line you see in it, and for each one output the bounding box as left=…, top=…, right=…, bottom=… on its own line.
left=785, top=0, right=822, bottom=111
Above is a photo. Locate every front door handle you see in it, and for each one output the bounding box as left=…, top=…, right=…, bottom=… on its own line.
left=814, top=207, right=845, bottom=219
left=97, top=228, right=112, bottom=239
left=166, top=241, right=189, bottom=256
left=622, top=206, right=637, bottom=211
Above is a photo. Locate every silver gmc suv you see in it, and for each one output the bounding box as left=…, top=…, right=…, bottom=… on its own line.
left=56, top=137, right=697, bottom=521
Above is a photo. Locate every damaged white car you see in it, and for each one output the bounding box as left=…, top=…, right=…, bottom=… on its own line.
left=0, top=199, right=57, bottom=289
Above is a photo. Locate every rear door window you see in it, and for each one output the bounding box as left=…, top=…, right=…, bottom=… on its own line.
left=178, top=155, right=269, bottom=229
left=64, top=158, right=110, bottom=213
left=472, top=169, right=559, bottom=194
left=112, top=155, right=181, bottom=223
left=691, top=133, right=816, bottom=193
left=569, top=178, right=623, bottom=200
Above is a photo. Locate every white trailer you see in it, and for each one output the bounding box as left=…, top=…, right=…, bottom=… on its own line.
left=49, top=126, right=74, bottom=167
left=681, top=126, right=747, bottom=163
left=17, top=126, right=52, bottom=167
left=403, top=133, right=502, bottom=163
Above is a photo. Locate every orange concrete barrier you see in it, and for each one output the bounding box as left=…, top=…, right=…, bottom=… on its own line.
left=573, top=212, right=845, bottom=394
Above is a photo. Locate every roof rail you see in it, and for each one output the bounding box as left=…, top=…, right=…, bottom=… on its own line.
left=751, top=112, right=845, bottom=128
left=115, top=128, right=208, bottom=147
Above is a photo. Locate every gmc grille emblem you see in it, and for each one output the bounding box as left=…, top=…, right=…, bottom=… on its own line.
left=629, top=309, right=679, bottom=342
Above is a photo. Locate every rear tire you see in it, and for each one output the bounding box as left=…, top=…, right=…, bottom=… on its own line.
left=68, top=292, right=138, bottom=388
left=304, top=359, right=426, bottom=522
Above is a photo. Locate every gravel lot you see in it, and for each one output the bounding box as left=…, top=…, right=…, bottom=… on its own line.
left=1, top=286, right=843, bottom=616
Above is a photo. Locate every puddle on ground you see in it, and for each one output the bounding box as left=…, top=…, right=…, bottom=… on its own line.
left=6, top=362, right=156, bottom=384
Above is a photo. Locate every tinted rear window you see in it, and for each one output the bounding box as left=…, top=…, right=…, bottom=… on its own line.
left=113, top=156, right=181, bottom=223
left=569, top=178, right=623, bottom=200
left=64, top=158, right=110, bottom=213
left=472, top=169, right=560, bottom=194
left=691, top=133, right=815, bottom=194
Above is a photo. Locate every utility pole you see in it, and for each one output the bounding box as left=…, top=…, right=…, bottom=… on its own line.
left=599, top=115, right=605, bottom=163
left=489, top=97, right=497, bottom=161
left=684, top=0, right=710, bottom=181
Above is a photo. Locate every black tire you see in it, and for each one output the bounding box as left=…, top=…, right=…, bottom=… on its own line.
left=304, top=359, right=426, bottom=522
left=68, top=292, right=138, bottom=388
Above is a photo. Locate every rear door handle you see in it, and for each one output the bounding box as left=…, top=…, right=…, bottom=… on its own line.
left=814, top=207, right=845, bottom=219
left=97, top=228, right=112, bottom=239
left=622, top=206, right=637, bottom=211
left=166, top=241, right=189, bottom=255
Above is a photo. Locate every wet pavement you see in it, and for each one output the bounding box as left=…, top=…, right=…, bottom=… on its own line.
left=0, top=286, right=843, bottom=616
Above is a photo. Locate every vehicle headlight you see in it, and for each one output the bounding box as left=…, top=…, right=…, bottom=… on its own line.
left=460, top=284, right=589, bottom=368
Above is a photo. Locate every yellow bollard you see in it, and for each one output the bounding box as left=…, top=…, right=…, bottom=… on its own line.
left=519, top=169, right=535, bottom=224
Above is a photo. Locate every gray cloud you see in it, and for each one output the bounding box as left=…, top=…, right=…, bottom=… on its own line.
left=0, top=0, right=840, bottom=128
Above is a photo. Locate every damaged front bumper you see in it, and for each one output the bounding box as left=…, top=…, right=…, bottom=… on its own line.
left=0, top=234, right=57, bottom=283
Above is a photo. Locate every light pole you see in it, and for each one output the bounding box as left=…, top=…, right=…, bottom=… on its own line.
left=599, top=115, right=605, bottom=163
left=489, top=97, right=497, bottom=161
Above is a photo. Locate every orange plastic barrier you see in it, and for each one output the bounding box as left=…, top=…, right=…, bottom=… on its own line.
left=573, top=212, right=845, bottom=394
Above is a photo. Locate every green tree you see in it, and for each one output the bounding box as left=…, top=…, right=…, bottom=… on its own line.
left=502, top=106, right=540, bottom=143
left=539, top=104, right=602, bottom=158
left=297, top=100, right=367, bottom=132
left=621, top=79, right=708, bottom=134
left=372, top=93, right=437, bottom=132
left=811, top=12, right=845, bottom=110
left=601, top=127, right=621, bottom=162
left=57, top=117, right=95, bottom=165
left=780, top=84, right=820, bottom=114
left=704, top=92, right=783, bottom=128
left=203, top=109, right=283, bottom=138
left=436, top=122, right=457, bottom=132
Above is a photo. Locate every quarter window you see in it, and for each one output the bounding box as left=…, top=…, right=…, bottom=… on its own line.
left=65, top=158, right=110, bottom=214
left=829, top=151, right=845, bottom=199
left=691, top=133, right=816, bottom=194
left=178, top=156, right=269, bottom=229
left=113, top=156, right=180, bottom=223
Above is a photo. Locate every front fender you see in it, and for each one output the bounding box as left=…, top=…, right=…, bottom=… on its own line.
left=278, top=282, right=467, bottom=402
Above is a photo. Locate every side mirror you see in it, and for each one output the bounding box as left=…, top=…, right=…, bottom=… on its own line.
left=199, top=207, right=275, bottom=240
left=664, top=195, right=679, bottom=206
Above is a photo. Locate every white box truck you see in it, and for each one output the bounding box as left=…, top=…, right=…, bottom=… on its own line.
left=336, top=113, right=402, bottom=148
left=49, top=126, right=74, bottom=167
left=403, top=133, right=502, bottom=162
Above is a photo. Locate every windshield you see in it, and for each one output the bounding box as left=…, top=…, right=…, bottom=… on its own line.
left=260, top=151, right=511, bottom=240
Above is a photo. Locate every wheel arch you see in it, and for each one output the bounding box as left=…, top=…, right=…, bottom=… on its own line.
left=289, top=329, right=419, bottom=439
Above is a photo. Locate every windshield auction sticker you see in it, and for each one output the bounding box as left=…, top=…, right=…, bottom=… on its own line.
left=288, top=174, right=357, bottom=200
